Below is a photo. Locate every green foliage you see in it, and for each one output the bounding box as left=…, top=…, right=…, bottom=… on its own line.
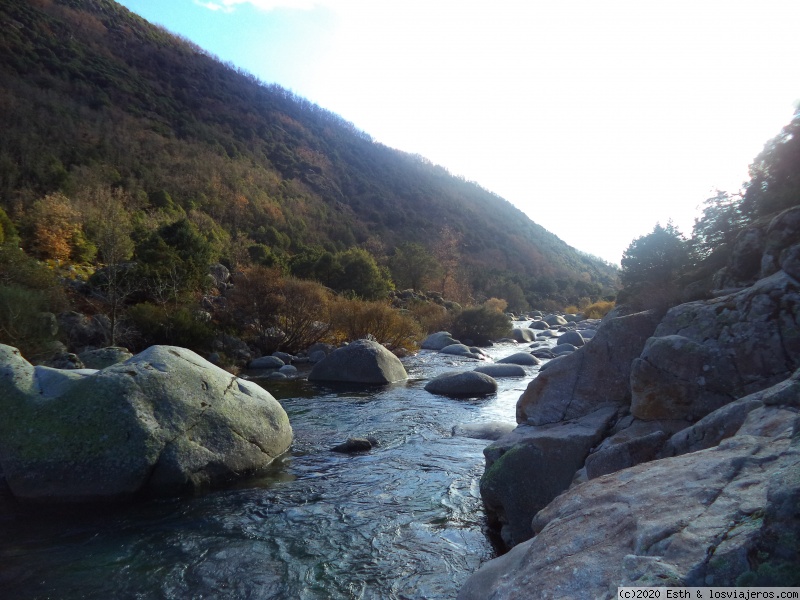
left=0, top=284, right=57, bottom=360
left=390, top=242, right=438, bottom=292
left=691, top=190, right=747, bottom=261
left=126, top=302, right=214, bottom=351
left=0, top=207, right=20, bottom=247
left=619, top=222, right=689, bottom=309
left=741, top=111, right=800, bottom=218
left=450, top=306, right=512, bottom=346
left=328, top=248, right=393, bottom=301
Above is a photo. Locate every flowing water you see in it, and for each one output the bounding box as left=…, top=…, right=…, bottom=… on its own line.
left=0, top=343, right=547, bottom=600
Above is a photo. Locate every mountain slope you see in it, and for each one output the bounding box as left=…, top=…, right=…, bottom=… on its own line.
left=0, top=0, right=618, bottom=305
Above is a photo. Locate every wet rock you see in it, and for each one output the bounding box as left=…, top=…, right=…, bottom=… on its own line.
left=249, top=356, right=285, bottom=369
left=452, top=421, right=517, bottom=441
left=473, top=364, right=526, bottom=378
left=309, top=339, right=408, bottom=384
left=421, top=331, right=461, bottom=350
left=424, top=371, right=497, bottom=398
left=331, top=437, right=378, bottom=453
left=497, top=352, right=540, bottom=366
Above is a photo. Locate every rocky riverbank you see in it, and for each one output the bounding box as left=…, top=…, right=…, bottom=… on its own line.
left=459, top=206, right=800, bottom=598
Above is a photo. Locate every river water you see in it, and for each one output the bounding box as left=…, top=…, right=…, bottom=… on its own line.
left=0, top=342, right=546, bottom=600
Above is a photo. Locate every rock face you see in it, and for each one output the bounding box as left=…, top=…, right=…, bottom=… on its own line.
left=480, top=406, right=618, bottom=547
left=308, top=339, right=408, bottom=384
left=0, top=345, right=293, bottom=502
left=458, top=385, right=800, bottom=599
left=631, top=270, right=800, bottom=411
left=460, top=211, right=800, bottom=597
left=516, top=310, right=662, bottom=425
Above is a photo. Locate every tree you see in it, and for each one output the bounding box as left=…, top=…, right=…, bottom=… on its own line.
left=83, top=187, right=136, bottom=345
left=330, top=248, right=393, bottom=300
left=620, top=221, right=689, bottom=308
left=691, top=190, right=747, bottom=261
left=433, top=226, right=461, bottom=297
left=741, top=111, right=800, bottom=218
left=390, top=242, right=438, bottom=292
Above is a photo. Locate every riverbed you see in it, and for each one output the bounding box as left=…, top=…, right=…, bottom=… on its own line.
left=0, top=342, right=546, bottom=599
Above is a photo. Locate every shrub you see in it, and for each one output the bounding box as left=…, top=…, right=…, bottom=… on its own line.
left=328, top=297, right=422, bottom=352
left=483, top=297, right=508, bottom=313
left=583, top=300, right=615, bottom=319
left=127, top=302, right=213, bottom=352
left=451, top=306, right=512, bottom=346
left=408, top=300, right=452, bottom=333
left=0, top=284, right=58, bottom=360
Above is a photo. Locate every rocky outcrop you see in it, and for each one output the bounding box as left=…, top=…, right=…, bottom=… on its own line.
left=308, top=339, right=408, bottom=384
left=631, top=269, right=800, bottom=418
left=458, top=380, right=800, bottom=599
left=0, top=345, right=293, bottom=503
left=480, top=406, right=618, bottom=547
left=516, top=310, right=661, bottom=426
left=461, top=209, right=800, bottom=596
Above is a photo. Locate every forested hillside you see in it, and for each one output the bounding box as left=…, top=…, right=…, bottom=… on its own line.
left=0, top=0, right=624, bottom=363
left=0, top=0, right=616, bottom=299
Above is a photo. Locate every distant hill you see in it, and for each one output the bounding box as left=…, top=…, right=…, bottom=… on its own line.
left=0, top=0, right=618, bottom=308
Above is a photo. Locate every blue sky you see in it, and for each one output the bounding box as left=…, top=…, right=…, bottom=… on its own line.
left=116, top=0, right=799, bottom=264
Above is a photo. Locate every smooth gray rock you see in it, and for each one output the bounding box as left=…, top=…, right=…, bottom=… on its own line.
left=424, top=371, right=497, bottom=398
left=308, top=339, right=408, bottom=384
left=510, top=328, right=537, bottom=343
left=474, top=364, right=527, bottom=378
left=0, top=344, right=293, bottom=503
left=497, top=352, right=540, bottom=366
left=78, top=346, right=133, bottom=369
left=439, top=344, right=485, bottom=360
left=249, top=356, right=285, bottom=369
left=420, top=331, right=460, bottom=351
left=558, top=330, right=585, bottom=347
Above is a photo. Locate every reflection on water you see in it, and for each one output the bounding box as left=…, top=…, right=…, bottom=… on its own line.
left=0, top=343, right=546, bottom=599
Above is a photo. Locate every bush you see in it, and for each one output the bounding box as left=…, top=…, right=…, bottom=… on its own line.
left=0, top=284, right=57, bottom=360
left=451, top=306, right=512, bottom=346
left=583, top=300, right=615, bottom=319
left=328, top=297, right=422, bottom=352
left=127, top=302, right=213, bottom=352
left=408, top=300, right=452, bottom=334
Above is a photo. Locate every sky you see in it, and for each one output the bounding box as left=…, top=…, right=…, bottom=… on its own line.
left=116, top=0, right=799, bottom=265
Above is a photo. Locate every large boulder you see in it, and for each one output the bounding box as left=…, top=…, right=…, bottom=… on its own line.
left=479, top=406, right=618, bottom=547
left=424, top=371, right=497, bottom=398
left=0, top=345, right=293, bottom=502
left=516, top=310, right=662, bottom=426
left=77, top=346, right=133, bottom=369
left=308, top=339, right=408, bottom=384
left=459, top=375, right=800, bottom=599
left=632, top=270, right=800, bottom=413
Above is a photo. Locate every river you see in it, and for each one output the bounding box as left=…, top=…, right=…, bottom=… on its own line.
left=0, top=342, right=547, bottom=599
